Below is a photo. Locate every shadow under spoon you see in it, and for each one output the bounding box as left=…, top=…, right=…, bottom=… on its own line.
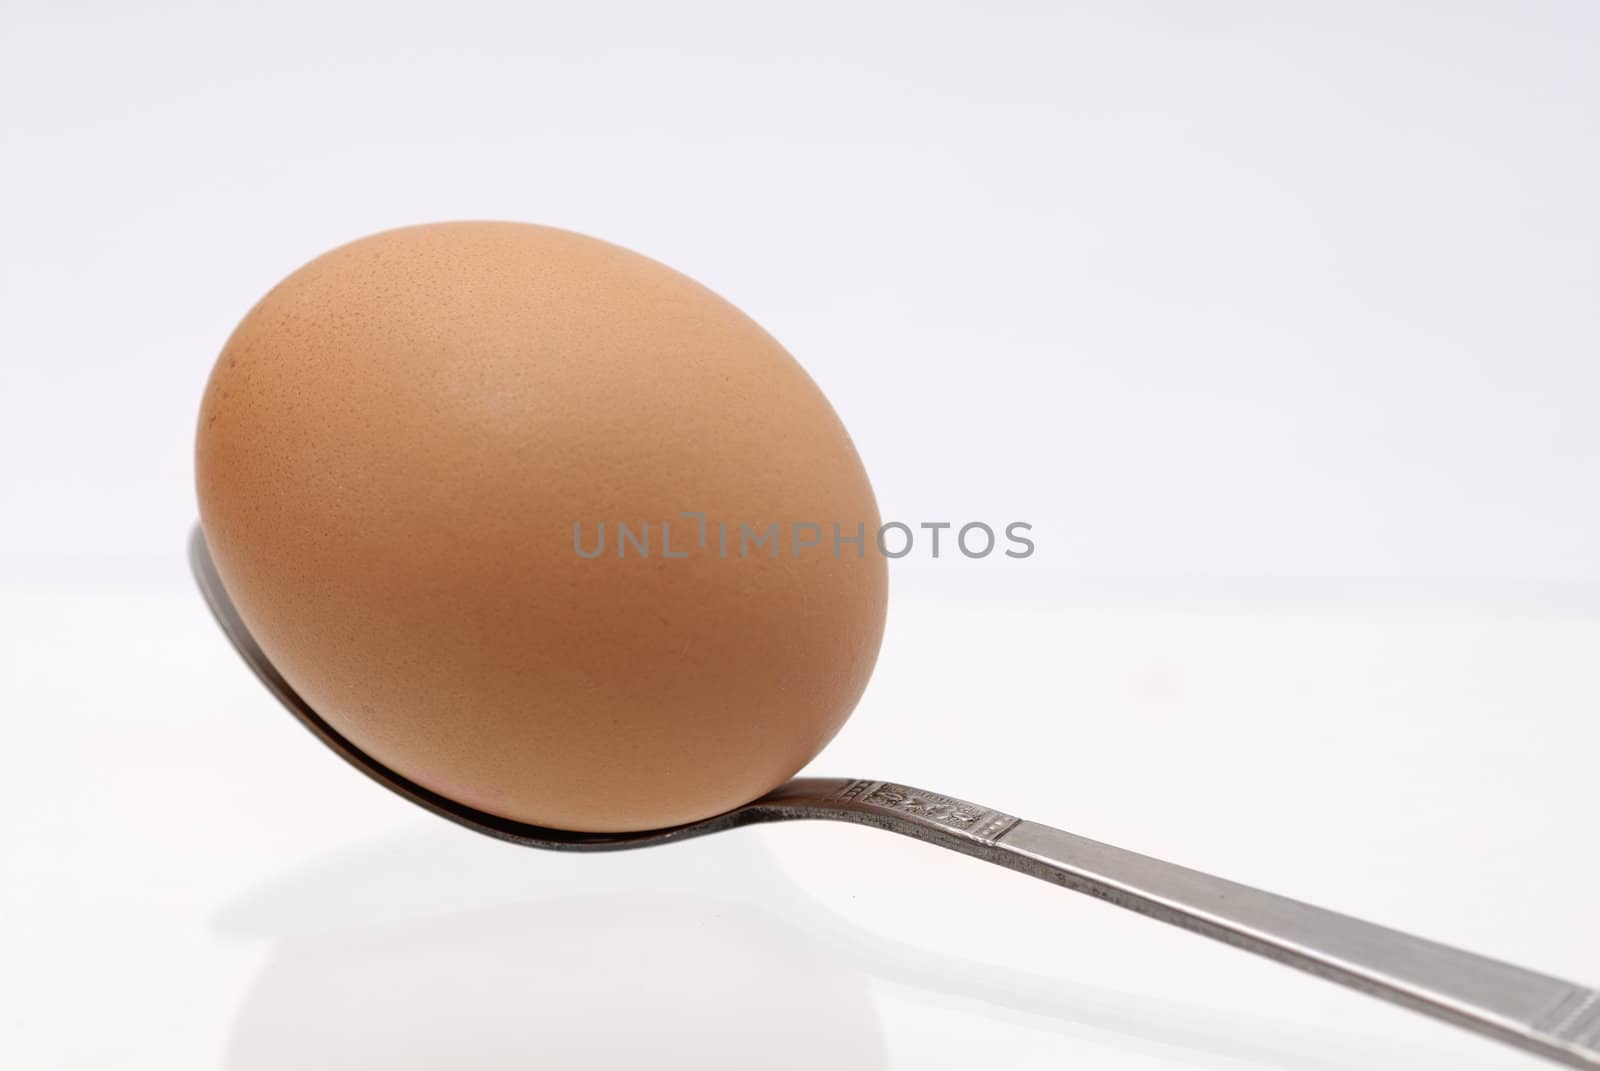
left=190, top=527, right=1599, bottom=1068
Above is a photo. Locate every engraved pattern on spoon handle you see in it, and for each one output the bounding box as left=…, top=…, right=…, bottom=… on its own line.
left=785, top=779, right=1600, bottom=1069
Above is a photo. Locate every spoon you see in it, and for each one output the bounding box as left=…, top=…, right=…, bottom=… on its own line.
left=190, top=527, right=1599, bottom=1068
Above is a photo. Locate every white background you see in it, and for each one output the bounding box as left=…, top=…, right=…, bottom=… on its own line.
left=2, top=3, right=1597, bottom=1069
left=4, top=0, right=1599, bottom=595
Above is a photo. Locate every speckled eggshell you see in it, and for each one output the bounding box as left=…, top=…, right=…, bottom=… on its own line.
left=196, top=222, right=887, bottom=833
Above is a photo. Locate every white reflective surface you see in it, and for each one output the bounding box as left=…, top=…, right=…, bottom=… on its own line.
left=4, top=589, right=1596, bottom=1069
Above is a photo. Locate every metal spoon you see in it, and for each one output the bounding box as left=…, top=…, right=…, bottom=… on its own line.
left=190, top=527, right=1599, bottom=1068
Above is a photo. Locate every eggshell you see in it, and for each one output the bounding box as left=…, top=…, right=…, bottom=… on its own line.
left=196, top=222, right=886, bottom=832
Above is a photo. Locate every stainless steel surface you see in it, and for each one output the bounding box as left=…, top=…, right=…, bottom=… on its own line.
left=191, top=526, right=1600, bottom=1068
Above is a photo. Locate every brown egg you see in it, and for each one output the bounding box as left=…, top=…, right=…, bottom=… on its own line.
left=196, top=222, right=886, bottom=832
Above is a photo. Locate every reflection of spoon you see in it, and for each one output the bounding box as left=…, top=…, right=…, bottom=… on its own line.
left=191, top=528, right=1600, bottom=1068
left=218, top=827, right=1460, bottom=1069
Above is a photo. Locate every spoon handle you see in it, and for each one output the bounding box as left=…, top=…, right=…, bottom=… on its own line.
left=759, top=778, right=1600, bottom=1068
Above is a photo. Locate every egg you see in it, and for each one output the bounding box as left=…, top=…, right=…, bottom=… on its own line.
left=196, top=222, right=887, bottom=833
